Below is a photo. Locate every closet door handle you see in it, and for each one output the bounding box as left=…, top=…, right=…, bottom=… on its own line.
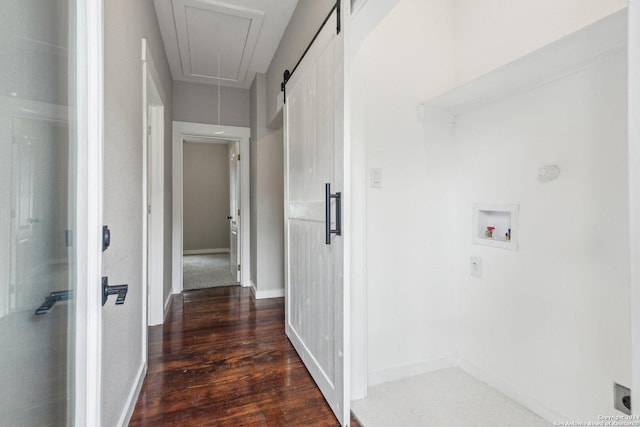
left=325, top=183, right=342, bottom=245
left=35, top=290, right=73, bottom=315
left=102, top=277, right=128, bottom=306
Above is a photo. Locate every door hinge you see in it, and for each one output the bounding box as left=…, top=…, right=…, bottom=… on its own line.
left=237, top=154, right=241, bottom=161
left=237, top=264, right=241, bottom=271
left=237, top=209, right=240, bottom=216
left=147, top=126, right=151, bottom=136
left=148, top=205, right=151, bottom=214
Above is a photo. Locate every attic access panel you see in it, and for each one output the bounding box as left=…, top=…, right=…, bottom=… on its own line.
left=172, top=0, right=264, bottom=84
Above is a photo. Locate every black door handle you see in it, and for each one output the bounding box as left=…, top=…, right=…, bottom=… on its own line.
left=102, top=225, right=111, bottom=251
left=325, top=183, right=342, bottom=245
left=35, top=290, right=73, bottom=315
left=102, top=277, right=128, bottom=306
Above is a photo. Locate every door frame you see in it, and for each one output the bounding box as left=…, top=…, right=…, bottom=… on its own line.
left=142, top=39, right=166, bottom=328
left=228, top=140, right=241, bottom=282
left=75, top=0, right=104, bottom=424
left=172, top=121, right=251, bottom=293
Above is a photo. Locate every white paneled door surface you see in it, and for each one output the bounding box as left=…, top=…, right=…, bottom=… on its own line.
left=229, top=141, right=240, bottom=281
left=0, top=0, right=80, bottom=424
left=283, top=10, right=349, bottom=426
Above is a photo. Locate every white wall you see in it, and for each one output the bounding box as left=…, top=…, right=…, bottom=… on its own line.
left=249, top=73, right=285, bottom=295
left=173, top=81, right=250, bottom=127
left=454, top=52, right=629, bottom=421
left=355, top=0, right=631, bottom=421
left=103, top=0, right=173, bottom=425
left=265, top=0, right=336, bottom=126
left=358, top=0, right=458, bottom=380
left=182, top=142, right=230, bottom=251
left=453, top=0, right=627, bottom=86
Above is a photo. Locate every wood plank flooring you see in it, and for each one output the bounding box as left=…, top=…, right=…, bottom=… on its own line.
left=130, top=286, right=361, bottom=426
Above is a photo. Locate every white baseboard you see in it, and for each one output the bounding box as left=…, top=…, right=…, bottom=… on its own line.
left=183, top=248, right=229, bottom=255
left=163, top=293, right=173, bottom=321
left=250, top=283, right=285, bottom=299
left=458, top=357, right=570, bottom=424
left=368, top=355, right=457, bottom=386
left=116, top=361, right=146, bottom=427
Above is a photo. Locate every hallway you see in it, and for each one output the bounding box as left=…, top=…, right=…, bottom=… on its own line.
left=182, top=254, right=238, bottom=290
left=129, top=287, right=361, bottom=426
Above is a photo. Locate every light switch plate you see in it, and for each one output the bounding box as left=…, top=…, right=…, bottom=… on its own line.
left=470, top=257, right=482, bottom=278
left=370, top=168, right=382, bottom=188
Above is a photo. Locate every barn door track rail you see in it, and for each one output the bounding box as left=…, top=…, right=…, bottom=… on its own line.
left=281, top=0, right=341, bottom=101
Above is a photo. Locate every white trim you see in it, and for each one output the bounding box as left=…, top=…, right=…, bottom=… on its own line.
left=172, top=121, right=251, bottom=294
left=250, top=285, right=285, bottom=300
left=163, top=293, right=173, bottom=321
left=348, top=27, right=368, bottom=401
left=74, top=0, right=103, bottom=424
left=115, top=361, right=146, bottom=427
left=458, top=358, right=570, bottom=424
left=172, top=0, right=264, bottom=86
left=142, top=39, right=166, bottom=329
left=183, top=248, right=230, bottom=255
left=629, top=0, right=640, bottom=416
left=368, top=356, right=457, bottom=387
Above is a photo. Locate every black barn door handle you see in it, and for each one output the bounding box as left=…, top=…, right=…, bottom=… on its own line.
left=325, top=183, right=342, bottom=245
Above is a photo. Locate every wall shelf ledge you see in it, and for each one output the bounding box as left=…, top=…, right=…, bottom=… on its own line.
left=423, top=10, right=627, bottom=117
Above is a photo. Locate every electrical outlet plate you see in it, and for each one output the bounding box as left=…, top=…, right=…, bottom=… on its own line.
left=614, top=382, right=631, bottom=415
left=470, top=257, right=482, bottom=278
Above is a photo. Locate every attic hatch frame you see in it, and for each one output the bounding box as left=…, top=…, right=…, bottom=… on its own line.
left=281, top=0, right=341, bottom=102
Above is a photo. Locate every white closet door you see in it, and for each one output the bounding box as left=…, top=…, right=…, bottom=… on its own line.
left=283, top=11, right=349, bottom=426
left=0, top=0, right=84, bottom=423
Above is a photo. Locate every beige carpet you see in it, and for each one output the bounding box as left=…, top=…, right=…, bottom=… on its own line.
left=183, top=254, right=238, bottom=290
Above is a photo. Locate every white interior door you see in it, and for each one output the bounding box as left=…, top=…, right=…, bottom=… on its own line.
left=229, top=141, right=240, bottom=281
left=0, top=0, right=80, bottom=423
left=145, top=63, right=165, bottom=326
left=283, top=10, right=349, bottom=426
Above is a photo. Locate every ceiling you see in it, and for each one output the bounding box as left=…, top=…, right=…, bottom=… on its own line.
left=154, top=0, right=299, bottom=89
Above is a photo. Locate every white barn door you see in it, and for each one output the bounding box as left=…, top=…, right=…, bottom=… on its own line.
left=283, top=10, right=349, bottom=426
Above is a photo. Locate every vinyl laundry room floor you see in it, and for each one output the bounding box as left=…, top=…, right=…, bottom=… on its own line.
left=352, top=367, right=550, bottom=427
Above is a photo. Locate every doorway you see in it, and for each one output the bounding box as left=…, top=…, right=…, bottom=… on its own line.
left=282, top=4, right=350, bottom=426
left=172, top=121, right=251, bottom=294
left=181, top=138, right=238, bottom=290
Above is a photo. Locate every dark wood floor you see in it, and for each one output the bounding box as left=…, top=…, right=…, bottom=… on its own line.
left=130, top=286, right=361, bottom=426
